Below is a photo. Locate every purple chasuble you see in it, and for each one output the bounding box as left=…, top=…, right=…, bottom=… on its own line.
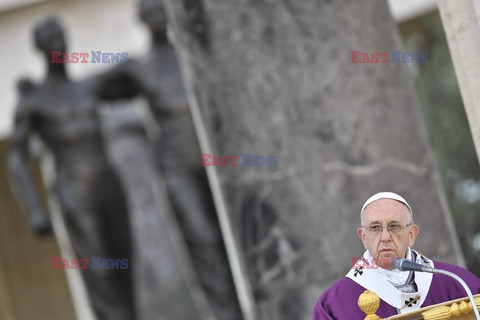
left=312, top=261, right=480, bottom=319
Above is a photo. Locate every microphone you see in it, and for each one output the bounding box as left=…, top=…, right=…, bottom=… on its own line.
left=395, top=258, right=434, bottom=273
left=395, top=258, right=480, bottom=320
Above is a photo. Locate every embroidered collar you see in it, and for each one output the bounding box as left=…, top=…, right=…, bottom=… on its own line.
left=346, top=248, right=434, bottom=313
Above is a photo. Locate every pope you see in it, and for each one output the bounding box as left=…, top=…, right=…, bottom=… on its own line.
left=312, top=192, right=480, bottom=319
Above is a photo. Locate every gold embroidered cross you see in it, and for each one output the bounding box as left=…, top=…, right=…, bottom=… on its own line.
left=401, top=296, right=420, bottom=309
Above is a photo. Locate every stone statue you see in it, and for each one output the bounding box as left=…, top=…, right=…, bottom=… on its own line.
left=98, top=0, right=242, bottom=318
left=7, top=17, right=135, bottom=319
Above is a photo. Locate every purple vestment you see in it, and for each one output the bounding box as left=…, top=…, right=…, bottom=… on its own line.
left=312, top=261, right=480, bottom=319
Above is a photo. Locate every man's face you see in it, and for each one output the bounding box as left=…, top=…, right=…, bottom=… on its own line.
left=357, top=199, right=419, bottom=269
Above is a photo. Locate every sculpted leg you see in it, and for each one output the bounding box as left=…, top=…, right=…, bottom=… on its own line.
left=57, top=173, right=134, bottom=320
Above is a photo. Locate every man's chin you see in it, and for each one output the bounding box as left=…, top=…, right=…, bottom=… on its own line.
left=378, top=251, right=398, bottom=262
left=379, top=250, right=396, bottom=256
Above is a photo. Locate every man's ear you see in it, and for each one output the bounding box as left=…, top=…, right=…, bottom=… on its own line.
left=408, top=224, right=419, bottom=247
left=357, top=227, right=367, bottom=249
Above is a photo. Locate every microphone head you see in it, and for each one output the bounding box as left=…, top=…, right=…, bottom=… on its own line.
left=395, top=258, right=407, bottom=271
left=395, top=258, right=430, bottom=272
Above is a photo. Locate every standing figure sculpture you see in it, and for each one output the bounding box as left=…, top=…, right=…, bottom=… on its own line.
left=7, top=18, right=134, bottom=319
left=99, top=0, right=243, bottom=318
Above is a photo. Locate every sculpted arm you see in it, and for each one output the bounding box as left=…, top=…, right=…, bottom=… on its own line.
left=7, top=96, right=52, bottom=235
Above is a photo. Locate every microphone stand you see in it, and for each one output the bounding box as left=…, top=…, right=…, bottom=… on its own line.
left=396, top=258, right=480, bottom=319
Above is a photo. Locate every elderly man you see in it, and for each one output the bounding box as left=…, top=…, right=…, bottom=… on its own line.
left=312, top=192, right=480, bottom=319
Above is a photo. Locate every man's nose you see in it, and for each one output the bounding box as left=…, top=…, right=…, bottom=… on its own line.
left=380, top=227, right=392, bottom=241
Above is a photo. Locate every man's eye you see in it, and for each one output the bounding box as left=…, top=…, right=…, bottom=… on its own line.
left=389, top=224, right=402, bottom=231
left=370, top=225, right=382, bottom=232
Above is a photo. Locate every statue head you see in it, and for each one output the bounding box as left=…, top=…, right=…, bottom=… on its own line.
left=138, top=0, right=167, bottom=40
left=33, top=17, right=66, bottom=55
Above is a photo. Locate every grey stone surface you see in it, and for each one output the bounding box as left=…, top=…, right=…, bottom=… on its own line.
left=166, top=0, right=462, bottom=319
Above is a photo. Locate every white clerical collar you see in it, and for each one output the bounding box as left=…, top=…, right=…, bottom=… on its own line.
left=346, top=248, right=434, bottom=313
left=365, top=247, right=412, bottom=287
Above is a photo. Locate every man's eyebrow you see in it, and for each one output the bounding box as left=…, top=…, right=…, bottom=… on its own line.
left=367, top=220, right=403, bottom=225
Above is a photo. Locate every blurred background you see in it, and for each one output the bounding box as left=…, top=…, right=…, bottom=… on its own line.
left=398, top=8, right=480, bottom=276
left=0, top=0, right=479, bottom=319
